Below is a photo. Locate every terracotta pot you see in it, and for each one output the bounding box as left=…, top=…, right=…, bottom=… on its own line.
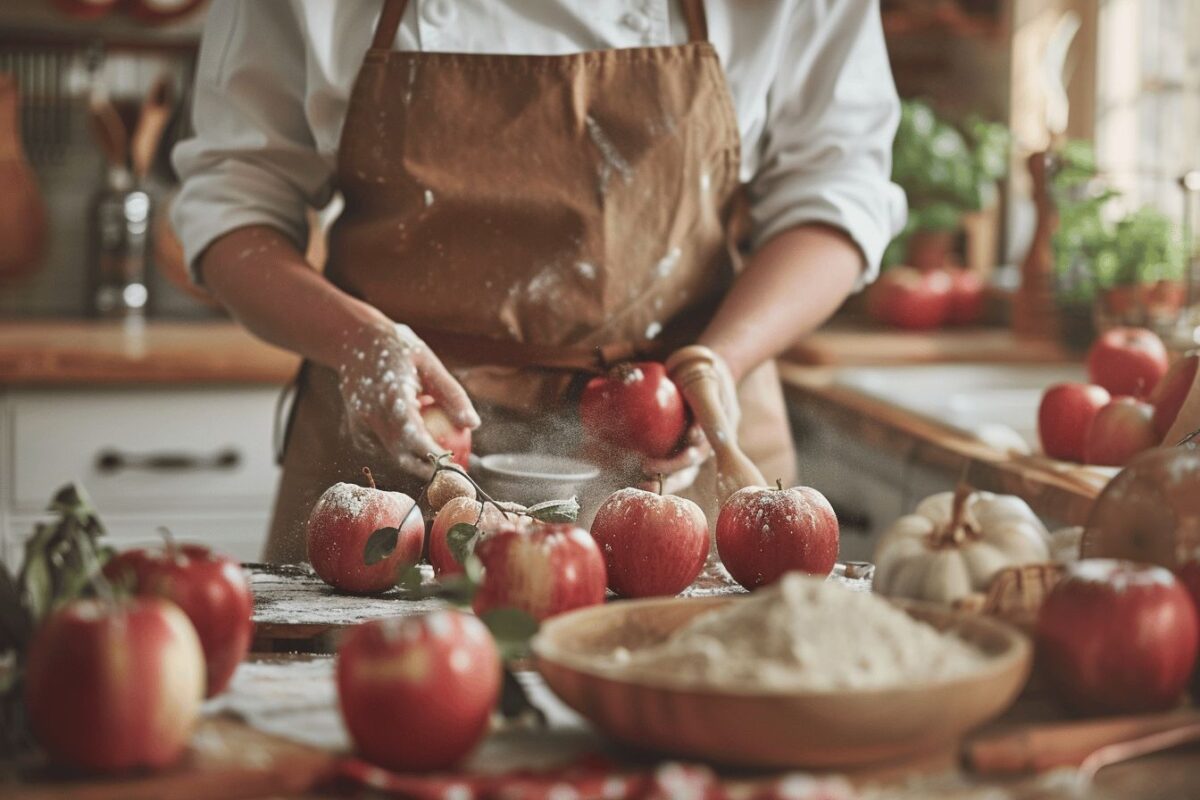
left=906, top=229, right=957, bottom=272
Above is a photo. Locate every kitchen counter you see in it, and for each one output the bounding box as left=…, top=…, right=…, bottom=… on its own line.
left=0, top=319, right=1099, bottom=526
left=0, top=320, right=299, bottom=386
left=779, top=362, right=1103, bottom=527
left=0, top=319, right=1066, bottom=387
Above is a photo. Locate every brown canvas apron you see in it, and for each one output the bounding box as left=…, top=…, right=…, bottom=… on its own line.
left=265, top=0, right=796, bottom=562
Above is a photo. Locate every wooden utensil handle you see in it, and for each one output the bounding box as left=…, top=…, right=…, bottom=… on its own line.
left=666, top=346, right=765, bottom=500
left=966, top=710, right=1200, bottom=774
left=0, top=75, right=20, bottom=161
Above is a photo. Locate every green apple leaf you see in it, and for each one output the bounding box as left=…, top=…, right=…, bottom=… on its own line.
left=363, top=527, right=399, bottom=566
left=446, top=523, right=479, bottom=565
left=525, top=496, right=580, bottom=523
left=480, top=607, right=539, bottom=661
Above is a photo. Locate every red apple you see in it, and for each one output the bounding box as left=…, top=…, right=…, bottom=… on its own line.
left=1179, top=558, right=1200, bottom=694
left=472, top=524, right=607, bottom=621
left=1150, top=351, right=1199, bottom=440
left=1083, top=397, right=1159, bottom=466
left=866, top=266, right=953, bottom=331
left=590, top=486, right=709, bottom=598
left=1036, top=559, right=1198, bottom=714
left=419, top=395, right=471, bottom=469
left=946, top=269, right=986, bottom=326
left=104, top=540, right=254, bottom=697
left=715, top=483, right=839, bottom=590
left=337, top=611, right=500, bottom=772
left=428, top=496, right=528, bottom=579
left=1038, top=383, right=1111, bottom=462
left=306, top=474, right=424, bottom=595
left=580, top=362, right=689, bottom=459
left=25, top=597, right=205, bottom=772
left=1086, top=327, right=1169, bottom=398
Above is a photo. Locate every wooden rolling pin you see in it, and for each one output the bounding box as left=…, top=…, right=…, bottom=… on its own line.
left=666, top=345, right=765, bottom=503
left=966, top=709, right=1200, bottom=775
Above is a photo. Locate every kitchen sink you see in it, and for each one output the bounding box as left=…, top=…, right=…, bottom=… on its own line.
left=833, top=362, right=1087, bottom=449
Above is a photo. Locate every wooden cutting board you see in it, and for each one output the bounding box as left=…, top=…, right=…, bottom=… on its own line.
left=787, top=324, right=1071, bottom=367
left=2, top=715, right=336, bottom=800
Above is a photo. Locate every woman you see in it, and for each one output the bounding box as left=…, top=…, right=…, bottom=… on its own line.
left=173, top=0, right=906, bottom=562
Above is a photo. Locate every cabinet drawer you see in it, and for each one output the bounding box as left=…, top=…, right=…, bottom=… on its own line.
left=6, top=512, right=271, bottom=564
left=9, top=388, right=281, bottom=515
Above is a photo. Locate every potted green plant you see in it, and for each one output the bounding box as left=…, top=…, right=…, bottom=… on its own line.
left=885, top=100, right=1011, bottom=272
left=1050, top=140, right=1184, bottom=338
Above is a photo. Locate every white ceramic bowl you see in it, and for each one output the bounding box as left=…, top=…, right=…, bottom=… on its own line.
left=477, top=452, right=600, bottom=507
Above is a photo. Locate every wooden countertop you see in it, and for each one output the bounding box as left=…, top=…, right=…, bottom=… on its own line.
left=785, top=321, right=1073, bottom=367
left=779, top=363, right=1104, bottom=526
left=0, top=320, right=300, bottom=386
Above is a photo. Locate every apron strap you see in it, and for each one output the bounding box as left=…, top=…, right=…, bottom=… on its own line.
left=371, top=0, right=409, bottom=51
left=371, top=1, right=709, bottom=51
left=680, top=0, right=710, bottom=43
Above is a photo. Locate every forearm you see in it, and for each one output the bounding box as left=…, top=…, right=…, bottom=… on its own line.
left=199, top=226, right=390, bottom=369
left=697, top=224, right=862, bottom=381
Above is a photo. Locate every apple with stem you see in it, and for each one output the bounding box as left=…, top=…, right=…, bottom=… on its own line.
left=1083, top=397, right=1159, bottom=467
left=715, top=481, right=839, bottom=590
left=306, top=467, right=423, bottom=594
left=590, top=480, right=709, bottom=598
left=429, top=495, right=527, bottom=578
left=104, top=533, right=253, bottom=697
left=1086, top=327, right=1169, bottom=398
left=580, top=362, right=689, bottom=459
left=1038, top=383, right=1111, bottom=462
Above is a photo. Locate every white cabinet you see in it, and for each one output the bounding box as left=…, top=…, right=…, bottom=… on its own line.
left=0, top=387, right=282, bottom=564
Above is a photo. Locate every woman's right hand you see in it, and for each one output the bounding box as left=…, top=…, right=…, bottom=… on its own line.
left=336, top=321, right=481, bottom=479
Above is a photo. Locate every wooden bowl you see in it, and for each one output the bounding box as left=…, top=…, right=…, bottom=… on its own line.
left=532, top=595, right=1031, bottom=770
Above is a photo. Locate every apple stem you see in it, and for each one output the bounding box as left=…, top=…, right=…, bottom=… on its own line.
left=1179, top=427, right=1200, bottom=446
left=362, top=467, right=376, bottom=490
left=775, top=478, right=783, bottom=491
left=424, top=453, right=517, bottom=522
left=656, top=473, right=664, bottom=495
left=933, top=482, right=975, bottom=548
left=157, top=525, right=181, bottom=563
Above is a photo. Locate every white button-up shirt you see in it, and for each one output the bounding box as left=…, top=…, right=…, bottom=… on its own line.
left=172, top=0, right=907, bottom=284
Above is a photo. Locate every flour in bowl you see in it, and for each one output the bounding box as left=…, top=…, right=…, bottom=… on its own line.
left=608, top=574, right=986, bottom=691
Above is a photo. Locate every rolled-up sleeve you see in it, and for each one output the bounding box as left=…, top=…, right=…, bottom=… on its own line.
left=171, top=0, right=334, bottom=279
left=747, top=0, right=908, bottom=287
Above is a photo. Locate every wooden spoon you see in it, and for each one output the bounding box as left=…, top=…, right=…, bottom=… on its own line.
left=967, top=709, right=1200, bottom=777
left=0, top=74, right=47, bottom=282
left=666, top=345, right=765, bottom=505
left=131, top=74, right=173, bottom=181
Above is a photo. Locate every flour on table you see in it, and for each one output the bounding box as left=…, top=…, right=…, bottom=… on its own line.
left=605, top=574, right=985, bottom=692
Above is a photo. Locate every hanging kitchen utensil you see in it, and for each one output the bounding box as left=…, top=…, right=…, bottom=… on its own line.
left=130, top=73, right=173, bottom=181
left=665, top=346, right=766, bottom=506
left=0, top=73, right=48, bottom=283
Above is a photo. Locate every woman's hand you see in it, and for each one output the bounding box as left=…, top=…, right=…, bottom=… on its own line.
left=337, top=322, right=481, bottom=478
left=638, top=349, right=741, bottom=494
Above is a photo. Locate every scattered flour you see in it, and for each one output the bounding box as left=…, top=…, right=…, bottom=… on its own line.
left=653, top=246, right=682, bottom=279
left=605, top=574, right=986, bottom=691
left=313, top=482, right=373, bottom=519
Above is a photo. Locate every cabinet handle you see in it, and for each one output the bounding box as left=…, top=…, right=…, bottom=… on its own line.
left=95, top=448, right=241, bottom=473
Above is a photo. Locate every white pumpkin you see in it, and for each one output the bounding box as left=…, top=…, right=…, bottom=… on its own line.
left=873, top=487, right=1050, bottom=604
